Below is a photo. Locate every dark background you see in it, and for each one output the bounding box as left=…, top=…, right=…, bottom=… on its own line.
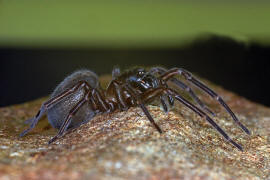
left=1, top=35, right=270, bottom=107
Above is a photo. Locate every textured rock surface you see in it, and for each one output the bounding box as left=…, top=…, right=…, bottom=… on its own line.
left=0, top=75, right=270, bottom=180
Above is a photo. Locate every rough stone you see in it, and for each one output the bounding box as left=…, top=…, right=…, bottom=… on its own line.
left=0, top=75, right=270, bottom=180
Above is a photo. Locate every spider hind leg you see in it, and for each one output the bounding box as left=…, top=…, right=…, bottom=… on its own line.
left=19, top=105, right=46, bottom=137
left=48, top=94, right=89, bottom=144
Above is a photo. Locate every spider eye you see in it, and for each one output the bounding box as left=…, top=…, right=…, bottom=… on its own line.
left=137, top=71, right=144, bottom=77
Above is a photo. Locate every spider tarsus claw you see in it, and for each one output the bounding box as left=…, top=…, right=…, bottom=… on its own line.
left=241, top=125, right=251, bottom=135
left=19, top=132, right=26, bottom=138
left=153, top=124, right=162, bottom=134
left=156, top=126, right=163, bottom=134
left=229, top=139, right=243, bottom=152
left=19, top=129, right=30, bottom=137
left=236, top=144, right=243, bottom=152
left=48, top=136, right=58, bottom=144
left=205, top=108, right=216, bottom=117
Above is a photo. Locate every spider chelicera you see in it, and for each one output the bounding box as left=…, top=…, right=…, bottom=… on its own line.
left=20, top=67, right=250, bottom=151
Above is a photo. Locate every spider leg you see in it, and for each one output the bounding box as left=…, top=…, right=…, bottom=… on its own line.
left=167, top=95, right=174, bottom=106
left=148, top=67, right=215, bottom=116
left=91, top=89, right=110, bottom=112
left=139, top=87, right=243, bottom=151
left=48, top=91, right=90, bottom=144
left=111, top=80, right=129, bottom=110
left=141, top=87, right=243, bottom=151
left=124, top=84, right=162, bottom=133
left=160, top=67, right=250, bottom=135
left=160, top=94, right=175, bottom=113
left=19, top=104, right=47, bottom=137
left=166, top=88, right=243, bottom=151
left=20, top=81, right=90, bottom=137
left=170, top=78, right=216, bottom=116
left=160, top=95, right=168, bottom=113
left=139, top=103, right=162, bottom=133
left=24, top=118, right=36, bottom=124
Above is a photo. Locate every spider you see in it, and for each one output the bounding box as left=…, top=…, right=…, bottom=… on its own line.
left=20, top=67, right=250, bottom=151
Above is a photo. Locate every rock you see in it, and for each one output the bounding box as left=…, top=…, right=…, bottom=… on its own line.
left=0, top=75, right=269, bottom=180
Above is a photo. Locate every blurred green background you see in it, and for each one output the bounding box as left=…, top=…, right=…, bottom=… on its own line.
left=1, top=0, right=270, bottom=48
left=1, top=1, right=270, bottom=107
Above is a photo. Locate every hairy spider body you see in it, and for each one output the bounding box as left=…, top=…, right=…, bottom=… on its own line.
left=20, top=67, right=250, bottom=151
left=48, top=70, right=99, bottom=129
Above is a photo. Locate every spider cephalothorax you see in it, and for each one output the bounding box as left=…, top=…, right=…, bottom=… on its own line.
left=20, top=67, right=250, bottom=151
left=122, top=68, right=160, bottom=91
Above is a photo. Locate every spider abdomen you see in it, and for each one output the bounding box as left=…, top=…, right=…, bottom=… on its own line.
left=47, top=70, right=99, bottom=129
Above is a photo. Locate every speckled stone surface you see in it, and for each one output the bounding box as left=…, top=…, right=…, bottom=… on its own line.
left=0, top=76, right=270, bottom=180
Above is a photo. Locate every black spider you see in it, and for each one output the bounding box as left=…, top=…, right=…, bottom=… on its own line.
left=20, top=67, right=250, bottom=151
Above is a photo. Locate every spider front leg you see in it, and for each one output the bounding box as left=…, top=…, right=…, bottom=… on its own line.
left=108, top=81, right=162, bottom=133
left=166, top=88, right=243, bottom=151
left=148, top=67, right=216, bottom=116
left=160, top=68, right=250, bottom=135
left=169, top=78, right=216, bottom=116
left=141, top=87, right=243, bottom=151
left=124, top=84, right=162, bottom=133
left=20, top=81, right=90, bottom=137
